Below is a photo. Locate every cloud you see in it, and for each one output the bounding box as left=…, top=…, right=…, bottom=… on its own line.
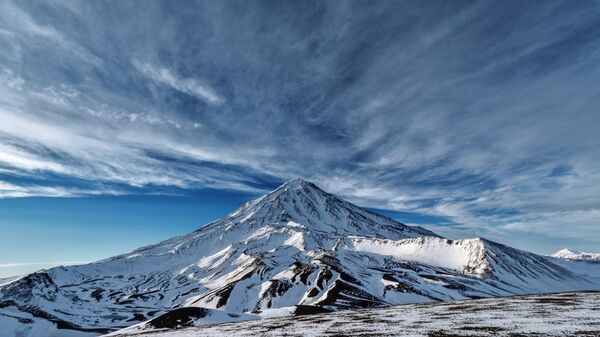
left=0, top=261, right=90, bottom=268
left=0, top=1, right=599, bottom=252
left=0, top=261, right=91, bottom=277
left=0, top=2, right=102, bottom=66
left=0, top=181, right=125, bottom=198
left=132, top=59, right=224, bottom=105
left=0, top=143, right=67, bottom=173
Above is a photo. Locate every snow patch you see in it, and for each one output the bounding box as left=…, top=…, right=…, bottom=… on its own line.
left=346, top=237, right=488, bottom=274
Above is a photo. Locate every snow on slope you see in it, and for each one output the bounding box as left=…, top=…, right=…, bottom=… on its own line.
left=107, top=291, right=600, bottom=337
left=549, top=249, right=600, bottom=280
left=347, top=237, right=489, bottom=274
left=552, top=248, right=600, bottom=261
left=1, top=179, right=599, bottom=337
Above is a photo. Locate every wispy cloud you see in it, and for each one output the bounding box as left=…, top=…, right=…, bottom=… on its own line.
left=0, top=181, right=125, bottom=198
left=0, top=2, right=102, bottom=66
left=0, top=261, right=90, bottom=268
left=0, top=1, right=599, bottom=252
left=132, top=59, right=224, bottom=105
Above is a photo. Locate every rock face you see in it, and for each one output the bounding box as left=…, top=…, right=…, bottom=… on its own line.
left=1, top=179, right=599, bottom=337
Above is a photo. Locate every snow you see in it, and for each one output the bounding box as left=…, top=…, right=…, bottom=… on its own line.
left=106, top=291, right=600, bottom=337
left=552, top=248, right=600, bottom=261
left=197, top=245, right=233, bottom=268
left=551, top=257, right=600, bottom=278
left=286, top=221, right=305, bottom=228
left=105, top=308, right=259, bottom=336
left=1, top=179, right=599, bottom=337
left=0, top=312, right=97, bottom=337
left=346, top=237, right=484, bottom=273
left=255, top=306, right=296, bottom=318
left=283, top=231, right=305, bottom=250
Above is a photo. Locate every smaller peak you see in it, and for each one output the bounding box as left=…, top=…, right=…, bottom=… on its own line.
left=557, top=248, right=580, bottom=254
left=551, top=248, right=581, bottom=258
left=551, top=248, right=600, bottom=261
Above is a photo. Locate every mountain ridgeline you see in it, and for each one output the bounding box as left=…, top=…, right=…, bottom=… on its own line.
left=1, top=179, right=599, bottom=337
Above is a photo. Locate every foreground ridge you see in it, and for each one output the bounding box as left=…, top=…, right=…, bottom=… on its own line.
left=1, top=179, right=599, bottom=337
left=108, top=291, right=600, bottom=337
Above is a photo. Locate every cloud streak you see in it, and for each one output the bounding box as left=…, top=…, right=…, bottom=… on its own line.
left=0, top=1, right=599, bottom=252
left=132, top=59, right=224, bottom=105
left=0, top=261, right=91, bottom=268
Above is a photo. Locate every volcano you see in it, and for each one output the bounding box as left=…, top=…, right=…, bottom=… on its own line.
left=1, top=179, right=598, bottom=337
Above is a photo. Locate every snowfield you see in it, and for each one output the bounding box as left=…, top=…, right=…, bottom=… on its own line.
left=1, top=179, right=599, bottom=337
left=107, top=291, right=600, bottom=337
left=347, top=237, right=489, bottom=274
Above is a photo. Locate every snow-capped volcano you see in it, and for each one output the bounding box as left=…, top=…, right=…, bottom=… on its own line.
left=1, top=179, right=599, bottom=337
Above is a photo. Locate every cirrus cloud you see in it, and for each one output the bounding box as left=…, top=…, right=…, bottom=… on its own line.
left=0, top=0, right=599, bottom=253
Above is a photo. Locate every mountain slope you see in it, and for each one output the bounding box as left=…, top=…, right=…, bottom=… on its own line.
left=1, top=179, right=598, bottom=337
left=108, top=291, right=600, bottom=337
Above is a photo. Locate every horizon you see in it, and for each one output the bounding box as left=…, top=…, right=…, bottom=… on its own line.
left=2, top=1, right=600, bottom=278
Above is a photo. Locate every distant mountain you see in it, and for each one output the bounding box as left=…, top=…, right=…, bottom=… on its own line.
left=1, top=179, right=599, bottom=337
left=552, top=248, right=600, bottom=261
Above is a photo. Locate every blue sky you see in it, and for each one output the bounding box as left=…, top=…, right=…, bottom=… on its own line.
left=1, top=1, right=600, bottom=277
